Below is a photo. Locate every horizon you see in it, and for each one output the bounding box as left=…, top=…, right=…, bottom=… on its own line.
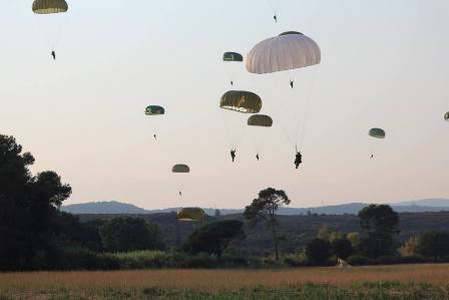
left=63, top=197, right=449, bottom=211
left=1, top=0, right=449, bottom=210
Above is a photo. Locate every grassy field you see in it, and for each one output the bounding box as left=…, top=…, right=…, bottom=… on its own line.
left=1, top=264, right=449, bottom=299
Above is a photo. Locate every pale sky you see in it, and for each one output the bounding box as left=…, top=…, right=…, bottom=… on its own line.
left=1, top=0, right=448, bottom=209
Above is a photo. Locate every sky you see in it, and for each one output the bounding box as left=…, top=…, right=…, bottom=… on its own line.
left=1, top=0, right=448, bottom=209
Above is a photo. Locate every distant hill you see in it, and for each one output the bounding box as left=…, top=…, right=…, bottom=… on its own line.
left=62, top=199, right=449, bottom=215
left=62, top=201, right=148, bottom=214
left=395, top=198, right=449, bottom=207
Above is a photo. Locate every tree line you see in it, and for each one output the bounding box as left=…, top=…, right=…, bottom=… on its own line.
left=1, top=134, right=449, bottom=270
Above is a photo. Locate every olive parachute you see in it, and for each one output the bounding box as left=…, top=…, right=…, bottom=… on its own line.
left=223, top=52, right=243, bottom=62
left=177, top=207, right=205, bottom=222
left=369, top=128, right=386, bottom=139
left=172, top=164, right=190, bottom=173
left=220, top=90, right=262, bottom=113
left=246, top=31, right=321, bottom=74
left=444, top=112, right=449, bottom=121
left=145, top=105, right=165, bottom=116
left=247, top=114, right=273, bottom=127
left=32, top=0, right=68, bottom=14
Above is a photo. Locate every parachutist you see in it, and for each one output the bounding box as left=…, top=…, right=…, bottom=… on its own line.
left=230, top=149, right=236, bottom=162
left=273, top=14, right=278, bottom=23
left=294, top=151, right=302, bottom=169
left=179, top=191, right=182, bottom=197
left=370, top=154, right=374, bottom=159
left=256, top=153, right=260, bottom=161
left=153, top=134, right=157, bottom=141
left=230, top=81, right=234, bottom=86
left=51, top=51, right=56, bottom=60
left=290, top=80, right=294, bottom=89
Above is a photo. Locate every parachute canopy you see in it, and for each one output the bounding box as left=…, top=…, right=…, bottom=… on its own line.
left=223, top=52, right=243, bottom=62
left=444, top=112, right=449, bottom=121
left=369, top=128, right=386, bottom=139
left=145, top=105, right=165, bottom=116
left=246, top=31, right=321, bottom=74
left=220, top=90, right=262, bottom=113
left=247, top=114, right=273, bottom=127
left=33, top=0, right=68, bottom=14
left=177, top=207, right=205, bottom=222
left=172, top=164, right=190, bottom=173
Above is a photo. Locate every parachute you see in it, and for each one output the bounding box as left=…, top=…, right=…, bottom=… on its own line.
left=223, top=52, right=244, bottom=87
left=369, top=128, right=386, bottom=139
left=32, top=0, right=69, bottom=60
left=32, top=0, right=68, bottom=14
left=172, top=164, right=190, bottom=197
left=247, top=114, right=273, bottom=127
left=444, top=112, right=449, bottom=121
left=177, top=207, right=205, bottom=222
left=223, top=52, right=243, bottom=62
left=172, top=164, right=190, bottom=173
left=247, top=115, right=273, bottom=160
left=145, top=105, right=165, bottom=116
left=245, top=31, right=321, bottom=153
left=246, top=31, right=321, bottom=74
left=145, top=105, right=165, bottom=140
left=220, top=90, right=262, bottom=113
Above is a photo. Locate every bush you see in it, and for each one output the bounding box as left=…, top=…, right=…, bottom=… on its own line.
left=55, top=247, right=120, bottom=270
left=305, top=239, right=332, bottom=265
left=99, top=217, right=165, bottom=252
left=112, top=251, right=169, bottom=269
left=375, top=256, right=401, bottom=265
left=416, top=231, right=449, bottom=261
left=347, top=255, right=371, bottom=266
left=331, top=238, right=353, bottom=259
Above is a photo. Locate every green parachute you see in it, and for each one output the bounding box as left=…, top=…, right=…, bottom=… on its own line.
left=32, top=0, right=68, bottom=14
left=145, top=105, right=165, bottom=116
left=369, top=128, right=386, bottom=139
left=220, top=90, right=262, bottom=113
left=177, top=207, right=205, bottom=222
left=172, top=164, right=190, bottom=173
left=247, top=114, right=273, bottom=127
left=223, top=52, right=243, bottom=62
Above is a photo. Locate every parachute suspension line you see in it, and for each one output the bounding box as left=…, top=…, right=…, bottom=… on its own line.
left=296, top=67, right=320, bottom=148
left=272, top=74, right=296, bottom=148
left=46, top=11, right=71, bottom=54
left=219, top=110, right=237, bottom=150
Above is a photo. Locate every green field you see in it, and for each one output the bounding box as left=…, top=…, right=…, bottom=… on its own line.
left=1, top=264, right=449, bottom=299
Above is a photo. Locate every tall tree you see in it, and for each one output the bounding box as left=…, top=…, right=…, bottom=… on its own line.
left=0, top=135, right=72, bottom=270
left=99, top=217, right=165, bottom=252
left=358, top=204, right=399, bottom=258
left=417, top=231, right=449, bottom=261
left=183, top=220, right=245, bottom=258
left=306, top=238, right=332, bottom=265
left=243, top=187, right=290, bottom=261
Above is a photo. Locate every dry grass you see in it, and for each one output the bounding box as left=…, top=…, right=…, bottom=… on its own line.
left=1, top=264, right=449, bottom=292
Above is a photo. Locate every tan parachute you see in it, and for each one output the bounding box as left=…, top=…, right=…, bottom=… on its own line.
left=32, top=0, right=68, bottom=14
left=177, top=207, right=205, bottom=222
left=220, top=90, right=262, bottom=113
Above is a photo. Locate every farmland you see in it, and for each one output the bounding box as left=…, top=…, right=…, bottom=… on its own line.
left=1, top=264, right=449, bottom=299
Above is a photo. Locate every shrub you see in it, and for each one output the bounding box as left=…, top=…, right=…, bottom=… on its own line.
left=305, top=239, right=332, bottom=265
left=112, top=251, right=169, bottom=269
left=331, top=238, right=353, bottom=259
left=99, top=217, right=165, bottom=252
left=416, top=231, right=449, bottom=261
left=347, top=255, right=371, bottom=266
